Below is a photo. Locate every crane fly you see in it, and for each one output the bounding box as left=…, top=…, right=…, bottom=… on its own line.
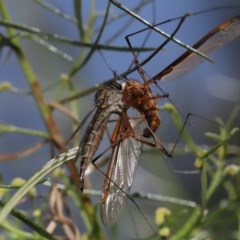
left=78, top=15, right=240, bottom=227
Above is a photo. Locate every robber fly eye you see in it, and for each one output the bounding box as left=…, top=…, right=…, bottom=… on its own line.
left=111, top=80, right=123, bottom=91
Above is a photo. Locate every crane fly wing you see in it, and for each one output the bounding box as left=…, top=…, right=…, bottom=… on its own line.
left=152, top=15, right=240, bottom=82
left=100, top=118, right=142, bottom=227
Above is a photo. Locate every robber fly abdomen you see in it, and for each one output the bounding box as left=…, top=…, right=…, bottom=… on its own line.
left=79, top=81, right=124, bottom=191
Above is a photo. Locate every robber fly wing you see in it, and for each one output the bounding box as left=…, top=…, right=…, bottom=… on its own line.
left=68, top=106, right=96, bottom=144
left=152, top=15, right=240, bottom=82
left=100, top=119, right=142, bottom=227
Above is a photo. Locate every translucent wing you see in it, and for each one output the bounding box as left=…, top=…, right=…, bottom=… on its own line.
left=100, top=118, right=142, bottom=227
left=152, top=15, right=240, bottom=82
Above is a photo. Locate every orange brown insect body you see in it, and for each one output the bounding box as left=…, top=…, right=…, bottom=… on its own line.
left=77, top=14, right=240, bottom=227
left=122, top=80, right=160, bottom=138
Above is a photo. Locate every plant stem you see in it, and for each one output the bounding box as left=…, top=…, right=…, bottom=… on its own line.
left=171, top=206, right=202, bottom=240
left=0, top=0, right=79, bottom=190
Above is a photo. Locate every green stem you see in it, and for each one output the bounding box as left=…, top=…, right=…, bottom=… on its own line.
left=0, top=123, right=49, bottom=139
left=171, top=206, right=202, bottom=240
left=237, top=210, right=240, bottom=240
left=0, top=0, right=79, bottom=190
left=0, top=1, right=56, bottom=141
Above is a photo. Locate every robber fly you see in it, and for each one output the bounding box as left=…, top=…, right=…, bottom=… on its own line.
left=79, top=80, right=124, bottom=191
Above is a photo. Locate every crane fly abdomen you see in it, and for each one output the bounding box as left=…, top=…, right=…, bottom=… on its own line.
left=122, top=80, right=160, bottom=137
